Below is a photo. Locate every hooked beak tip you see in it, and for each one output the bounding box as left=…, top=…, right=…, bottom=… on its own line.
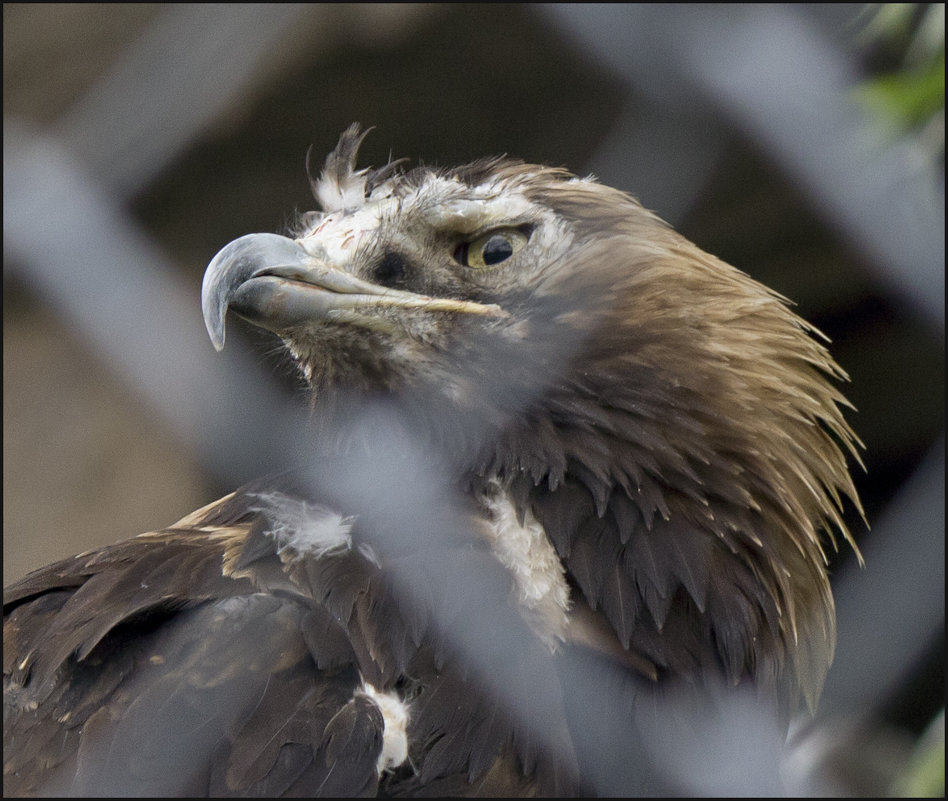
left=201, top=284, right=228, bottom=351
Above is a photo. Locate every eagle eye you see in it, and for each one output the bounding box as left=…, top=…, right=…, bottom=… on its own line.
left=455, top=226, right=530, bottom=270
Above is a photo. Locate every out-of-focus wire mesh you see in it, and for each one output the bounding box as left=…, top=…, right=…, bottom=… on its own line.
left=3, top=3, right=943, bottom=796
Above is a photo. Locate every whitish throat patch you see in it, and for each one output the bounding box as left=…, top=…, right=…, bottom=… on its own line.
left=482, top=483, right=571, bottom=648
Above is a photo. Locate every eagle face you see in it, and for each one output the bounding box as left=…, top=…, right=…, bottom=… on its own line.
left=204, top=127, right=615, bottom=422
left=4, top=125, right=863, bottom=797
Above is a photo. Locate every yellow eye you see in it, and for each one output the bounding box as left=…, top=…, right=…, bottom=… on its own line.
left=455, top=227, right=529, bottom=269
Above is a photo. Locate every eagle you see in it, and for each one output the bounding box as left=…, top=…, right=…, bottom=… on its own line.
left=3, top=125, right=863, bottom=796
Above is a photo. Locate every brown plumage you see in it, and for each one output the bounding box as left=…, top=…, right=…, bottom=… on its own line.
left=3, top=125, right=863, bottom=796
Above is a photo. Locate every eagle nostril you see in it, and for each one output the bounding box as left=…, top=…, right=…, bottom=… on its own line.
left=374, top=251, right=409, bottom=287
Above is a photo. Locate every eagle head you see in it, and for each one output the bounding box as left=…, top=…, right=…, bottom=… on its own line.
left=203, top=124, right=863, bottom=716
left=203, top=126, right=596, bottom=425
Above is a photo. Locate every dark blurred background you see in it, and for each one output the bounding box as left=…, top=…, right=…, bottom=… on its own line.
left=4, top=4, right=943, bottom=795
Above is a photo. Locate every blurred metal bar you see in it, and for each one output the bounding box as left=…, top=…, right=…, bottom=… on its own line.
left=54, top=3, right=310, bottom=201
left=542, top=3, right=945, bottom=332
left=823, top=434, right=945, bottom=717
left=684, top=6, right=945, bottom=334
left=3, top=122, right=301, bottom=486
left=581, top=102, right=728, bottom=227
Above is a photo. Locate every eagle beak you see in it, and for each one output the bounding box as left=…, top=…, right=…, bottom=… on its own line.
left=203, top=234, right=297, bottom=350
left=202, top=233, right=506, bottom=351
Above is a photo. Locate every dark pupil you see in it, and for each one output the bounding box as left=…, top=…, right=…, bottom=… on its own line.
left=481, top=235, right=513, bottom=265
